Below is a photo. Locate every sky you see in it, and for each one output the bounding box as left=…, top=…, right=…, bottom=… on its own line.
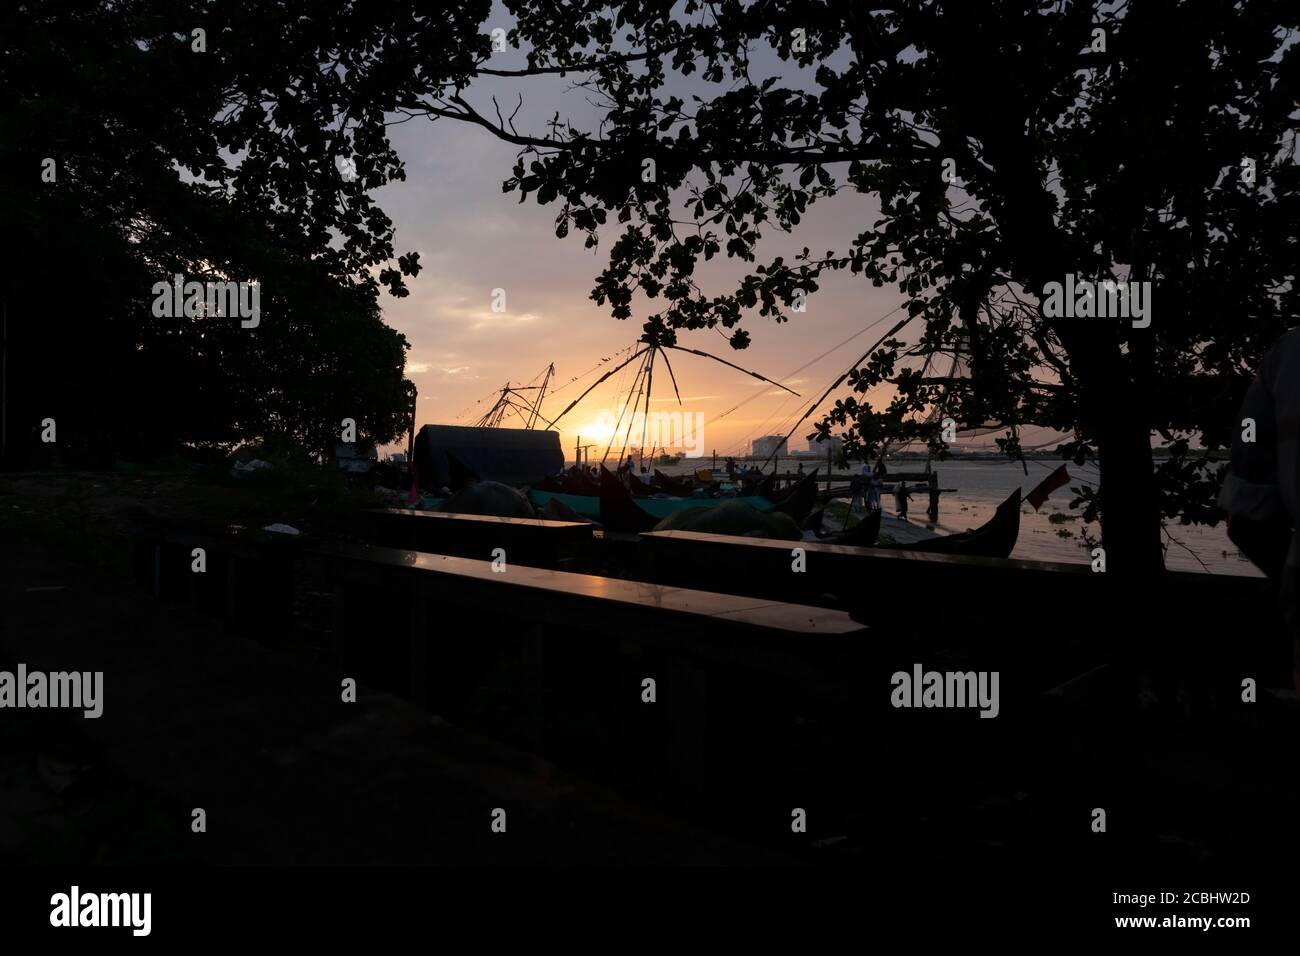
left=366, top=13, right=951, bottom=460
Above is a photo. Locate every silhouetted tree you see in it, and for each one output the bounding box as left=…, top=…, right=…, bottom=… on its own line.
left=0, top=0, right=488, bottom=463
left=414, top=0, right=1299, bottom=573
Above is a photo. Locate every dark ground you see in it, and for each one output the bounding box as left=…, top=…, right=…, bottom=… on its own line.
left=1, top=467, right=1297, bottom=929
left=0, top=469, right=790, bottom=865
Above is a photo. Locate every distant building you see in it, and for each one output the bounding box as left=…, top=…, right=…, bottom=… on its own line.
left=807, top=435, right=844, bottom=456
left=752, top=435, right=788, bottom=459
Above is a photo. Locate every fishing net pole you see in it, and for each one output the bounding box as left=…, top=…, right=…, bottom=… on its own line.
left=757, top=310, right=918, bottom=472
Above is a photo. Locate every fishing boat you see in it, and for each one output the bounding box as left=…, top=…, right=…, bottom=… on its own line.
left=819, top=507, right=882, bottom=547
left=570, top=466, right=777, bottom=532
left=651, top=469, right=695, bottom=496
left=525, top=484, right=753, bottom=525
left=885, top=489, right=1021, bottom=559
left=597, top=466, right=661, bottom=532
left=532, top=469, right=601, bottom=496
left=766, top=468, right=821, bottom=523
left=774, top=487, right=1019, bottom=557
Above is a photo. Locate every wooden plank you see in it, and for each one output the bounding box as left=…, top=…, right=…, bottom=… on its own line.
left=641, top=528, right=1269, bottom=589
left=637, top=528, right=1272, bottom=625
left=321, top=542, right=864, bottom=636
left=643, top=528, right=1067, bottom=566
left=365, top=508, right=590, bottom=530
left=362, top=508, right=593, bottom=567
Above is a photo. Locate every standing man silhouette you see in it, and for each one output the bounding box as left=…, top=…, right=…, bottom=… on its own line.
left=1221, top=327, right=1300, bottom=691
left=895, top=480, right=912, bottom=520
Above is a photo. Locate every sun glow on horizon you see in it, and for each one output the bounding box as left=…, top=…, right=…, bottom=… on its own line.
left=574, top=420, right=616, bottom=443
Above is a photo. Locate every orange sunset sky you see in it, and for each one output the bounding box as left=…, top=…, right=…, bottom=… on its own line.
left=366, top=24, right=1047, bottom=461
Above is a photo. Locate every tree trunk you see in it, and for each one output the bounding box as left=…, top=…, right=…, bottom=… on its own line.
left=989, top=169, right=1166, bottom=576
left=934, top=108, right=1169, bottom=575
left=1092, top=392, right=1165, bottom=575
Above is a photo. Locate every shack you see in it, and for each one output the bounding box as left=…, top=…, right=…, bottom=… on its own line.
left=413, top=424, right=563, bottom=490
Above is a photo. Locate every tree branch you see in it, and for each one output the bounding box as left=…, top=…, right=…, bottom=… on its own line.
left=472, top=40, right=689, bottom=77
left=409, top=94, right=930, bottom=165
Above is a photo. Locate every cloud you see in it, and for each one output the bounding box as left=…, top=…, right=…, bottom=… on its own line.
left=466, top=310, right=542, bottom=333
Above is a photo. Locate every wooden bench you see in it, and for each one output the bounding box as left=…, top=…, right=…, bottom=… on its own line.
left=640, top=528, right=1272, bottom=604
left=638, top=529, right=1287, bottom=685
left=317, top=541, right=863, bottom=689
left=128, top=519, right=303, bottom=640
left=361, top=508, right=593, bottom=568
left=313, top=542, right=867, bottom=812
left=638, top=529, right=1104, bottom=609
left=5, top=550, right=789, bottom=865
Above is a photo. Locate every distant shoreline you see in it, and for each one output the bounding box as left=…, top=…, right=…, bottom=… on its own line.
left=602, top=449, right=1217, bottom=465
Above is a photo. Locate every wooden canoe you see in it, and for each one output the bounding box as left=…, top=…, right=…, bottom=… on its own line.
left=885, top=488, right=1021, bottom=559
left=768, top=468, right=821, bottom=523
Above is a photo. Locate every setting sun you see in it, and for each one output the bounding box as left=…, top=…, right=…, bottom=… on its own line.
left=573, top=419, right=615, bottom=444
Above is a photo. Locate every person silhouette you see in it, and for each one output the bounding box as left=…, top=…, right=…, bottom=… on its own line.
left=1221, top=327, right=1300, bottom=690
left=895, top=480, right=912, bottom=520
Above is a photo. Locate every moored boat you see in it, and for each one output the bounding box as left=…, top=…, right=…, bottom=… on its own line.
left=767, top=468, right=821, bottom=523
left=821, top=506, right=882, bottom=547
left=651, top=469, right=695, bottom=496
left=532, top=469, right=602, bottom=496
left=884, top=488, right=1021, bottom=559
left=585, top=465, right=777, bottom=532
left=598, top=465, right=661, bottom=532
